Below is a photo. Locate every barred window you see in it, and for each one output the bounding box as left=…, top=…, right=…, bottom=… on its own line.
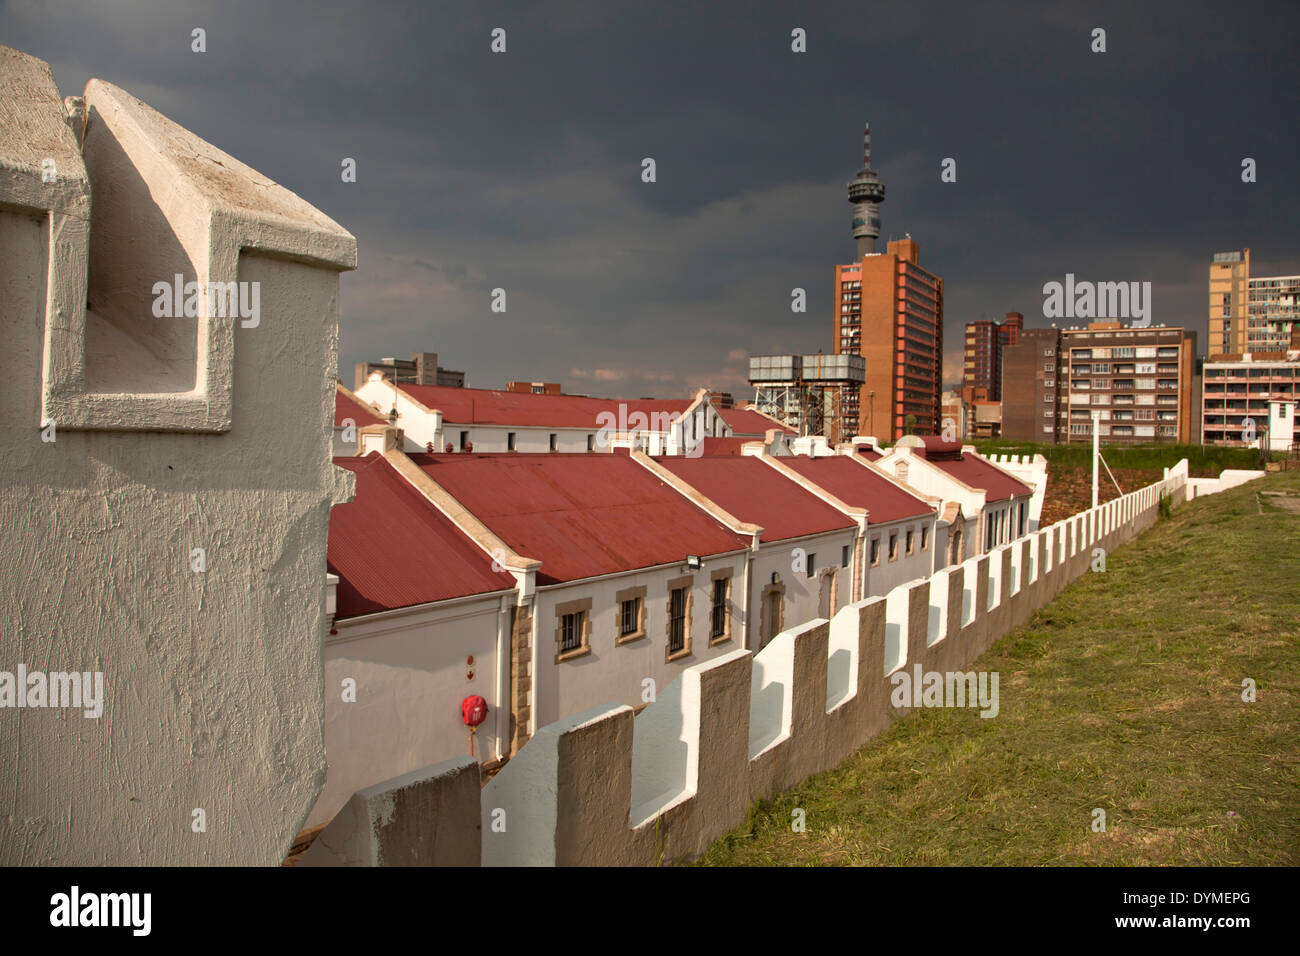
left=669, top=587, right=687, bottom=653
left=710, top=578, right=728, bottom=639
left=561, top=611, right=584, bottom=652
left=620, top=597, right=640, bottom=637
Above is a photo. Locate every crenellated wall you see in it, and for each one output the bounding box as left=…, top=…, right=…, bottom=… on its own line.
left=1, top=47, right=356, bottom=865
left=302, top=466, right=1188, bottom=866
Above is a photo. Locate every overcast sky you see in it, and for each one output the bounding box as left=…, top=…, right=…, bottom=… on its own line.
left=6, top=0, right=1298, bottom=397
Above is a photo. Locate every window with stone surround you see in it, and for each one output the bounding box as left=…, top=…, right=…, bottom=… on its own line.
left=666, top=575, right=693, bottom=662
left=709, top=569, right=733, bottom=645
left=614, top=585, right=647, bottom=645
left=554, top=597, right=593, bottom=663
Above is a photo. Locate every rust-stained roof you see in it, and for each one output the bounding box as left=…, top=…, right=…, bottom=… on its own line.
left=335, top=385, right=385, bottom=427
left=655, top=456, right=855, bottom=543
left=780, top=456, right=934, bottom=524
left=908, top=440, right=1032, bottom=501
left=409, top=453, right=750, bottom=584
left=922, top=452, right=1032, bottom=502
left=718, top=406, right=796, bottom=436
left=397, top=383, right=692, bottom=429
left=328, top=454, right=514, bottom=619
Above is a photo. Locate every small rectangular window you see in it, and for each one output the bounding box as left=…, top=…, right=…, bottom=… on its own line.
left=549, top=433, right=558, bottom=452
left=459, top=430, right=470, bottom=450
left=870, top=537, right=880, bottom=566
left=560, top=611, right=584, bottom=652
left=920, top=526, right=929, bottom=549
left=669, top=587, right=687, bottom=653
left=806, top=553, right=817, bottom=578
left=620, top=598, right=640, bottom=637
left=710, top=578, right=728, bottom=639
left=841, top=545, right=850, bottom=568
left=586, top=433, right=595, bottom=452
left=906, top=530, right=914, bottom=555
left=888, top=534, right=898, bottom=561
left=507, top=432, right=516, bottom=451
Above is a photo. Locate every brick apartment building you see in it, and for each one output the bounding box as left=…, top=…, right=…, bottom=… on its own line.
left=833, top=238, right=944, bottom=440
left=1001, top=328, right=1064, bottom=442
left=963, top=312, right=1022, bottom=401
left=1002, top=323, right=1196, bottom=444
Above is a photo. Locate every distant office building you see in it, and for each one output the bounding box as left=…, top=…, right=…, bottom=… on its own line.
left=1209, top=250, right=1251, bottom=356
left=707, top=390, right=735, bottom=409
left=1201, top=352, right=1300, bottom=449
left=354, top=351, right=466, bottom=391
left=1001, top=328, right=1064, bottom=442
left=1209, top=250, right=1300, bottom=357
left=963, top=312, right=1022, bottom=401
left=834, top=238, right=943, bottom=440
left=506, top=381, right=562, bottom=395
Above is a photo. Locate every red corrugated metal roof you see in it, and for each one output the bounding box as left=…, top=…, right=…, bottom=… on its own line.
left=780, top=456, right=934, bottom=523
left=700, top=436, right=751, bottom=456
left=656, top=456, right=855, bottom=544
left=335, top=386, right=385, bottom=427
left=409, top=453, right=749, bottom=585
left=328, top=455, right=514, bottom=619
left=923, top=453, right=1032, bottom=502
left=398, top=383, right=692, bottom=429
left=718, top=406, right=796, bottom=436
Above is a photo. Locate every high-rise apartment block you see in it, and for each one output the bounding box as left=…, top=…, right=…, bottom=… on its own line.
left=963, top=312, right=1022, bottom=401
left=1002, top=323, right=1196, bottom=444
left=1209, top=249, right=1300, bottom=357
left=832, top=125, right=943, bottom=442
left=1001, top=328, right=1064, bottom=441
left=834, top=238, right=943, bottom=441
left=1062, top=324, right=1196, bottom=443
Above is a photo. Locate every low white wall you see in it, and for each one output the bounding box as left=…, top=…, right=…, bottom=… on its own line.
left=1187, top=469, right=1265, bottom=500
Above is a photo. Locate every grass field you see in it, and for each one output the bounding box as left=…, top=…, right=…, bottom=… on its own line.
left=692, top=470, right=1300, bottom=866
left=965, top=440, right=1271, bottom=477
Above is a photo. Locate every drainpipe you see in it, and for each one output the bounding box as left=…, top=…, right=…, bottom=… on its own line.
left=742, top=534, right=757, bottom=649
left=495, top=593, right=513, bottom=762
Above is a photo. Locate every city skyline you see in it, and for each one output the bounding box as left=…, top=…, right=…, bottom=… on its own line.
left=4, top=0, right=1297, bottom=402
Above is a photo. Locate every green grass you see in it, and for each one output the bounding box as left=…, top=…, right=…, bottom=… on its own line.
left=962, top=440, right=1275, bottom=477
left=693, top=471, right=1300, bottom=866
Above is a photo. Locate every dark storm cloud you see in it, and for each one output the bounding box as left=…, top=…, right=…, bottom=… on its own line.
left=4, top=0, right=1297, bottom=396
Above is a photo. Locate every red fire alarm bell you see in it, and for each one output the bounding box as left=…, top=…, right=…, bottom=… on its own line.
left=462, top=695, right=488, bottom=756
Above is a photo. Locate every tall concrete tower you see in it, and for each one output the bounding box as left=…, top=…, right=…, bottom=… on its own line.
left=847, top=123, right=886, bottom=258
